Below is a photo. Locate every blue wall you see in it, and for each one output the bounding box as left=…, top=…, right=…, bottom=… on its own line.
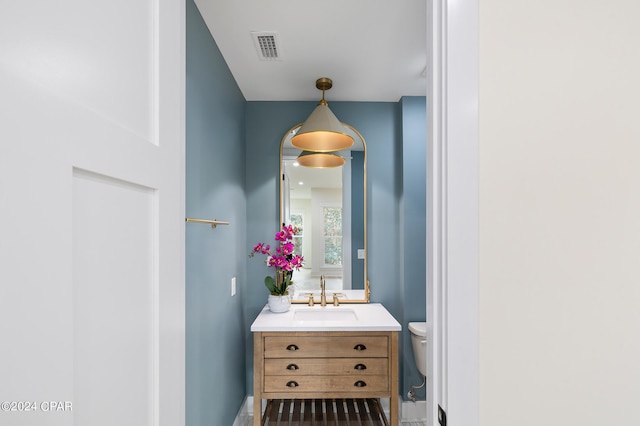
left=400, top=96, right=428, bottom=399
left=186, top=1, right=247, bottom=424
left=186, top=4, right=429, bottom=419
left=243, top=101, right=427, bottom=399
left=351, top=150, right=365, bottom=289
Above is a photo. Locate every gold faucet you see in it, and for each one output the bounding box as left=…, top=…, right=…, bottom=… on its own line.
left=320, top=275, right=327, bottom=307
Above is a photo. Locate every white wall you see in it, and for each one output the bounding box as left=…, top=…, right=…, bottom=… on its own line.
left=479, top=1, right=640, bottom=425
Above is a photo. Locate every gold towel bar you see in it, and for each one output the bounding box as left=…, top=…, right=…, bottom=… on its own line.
left=185, top=218, right=230, bottom=229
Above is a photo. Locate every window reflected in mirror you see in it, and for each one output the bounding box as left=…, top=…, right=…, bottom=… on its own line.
left=323, top=207, right=343, bottom=266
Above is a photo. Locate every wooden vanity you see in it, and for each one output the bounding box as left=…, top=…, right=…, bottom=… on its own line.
left=251, top=304, right=401, bottom=425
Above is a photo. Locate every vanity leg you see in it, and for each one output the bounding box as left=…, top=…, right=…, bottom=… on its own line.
left=390, top=331, right=399, bottom=425
left=253, top=332, right=263, bottom=426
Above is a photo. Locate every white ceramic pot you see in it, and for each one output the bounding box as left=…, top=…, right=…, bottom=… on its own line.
left=267, top=294, right=291, bottom=313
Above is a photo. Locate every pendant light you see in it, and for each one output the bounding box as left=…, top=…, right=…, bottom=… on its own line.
left=296, top=151, right=346, bottom=168
left=291, top=78, right=354, bottom=152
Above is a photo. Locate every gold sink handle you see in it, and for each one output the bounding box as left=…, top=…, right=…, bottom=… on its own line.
left=332, top=292, right=343, bottom=306
left=305, top=293, right=315, bottom=306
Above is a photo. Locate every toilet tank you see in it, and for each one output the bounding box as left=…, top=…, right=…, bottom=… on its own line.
left=408, top=322, right=427, bottom=377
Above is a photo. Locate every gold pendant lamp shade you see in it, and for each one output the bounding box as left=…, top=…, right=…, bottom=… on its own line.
left=291, top=78, right=354, bottom=152
left=297, top=151, right=346, bottom=168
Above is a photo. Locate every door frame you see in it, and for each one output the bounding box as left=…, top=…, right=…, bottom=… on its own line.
left=426, top=0, right=479, bottom=425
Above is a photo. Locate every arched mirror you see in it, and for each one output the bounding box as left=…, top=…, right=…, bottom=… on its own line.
left=280, top=122, right=370, bottom=303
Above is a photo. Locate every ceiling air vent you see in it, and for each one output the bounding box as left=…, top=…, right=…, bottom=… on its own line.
left=251, top=31, right=281, bottom=61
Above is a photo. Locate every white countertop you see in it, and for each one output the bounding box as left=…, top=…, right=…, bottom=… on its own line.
left=250, top=303, right=402, bottom=332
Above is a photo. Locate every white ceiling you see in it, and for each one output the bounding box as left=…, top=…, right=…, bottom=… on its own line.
left=284, top=158, right=342, bottom=199
left=193, top=0, right=427, bottom=102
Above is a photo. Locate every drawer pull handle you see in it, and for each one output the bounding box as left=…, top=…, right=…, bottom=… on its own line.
left=286, top=381, right=299, bottom=388
left=286, top=363, right=299, bottom=371
left=354, top=363, right=367, bottom=370
left=354, top=380, right=367, bottom=387
left=353, top=344, right=367, bottom=351
left=286, top=344, right=299, bottom=351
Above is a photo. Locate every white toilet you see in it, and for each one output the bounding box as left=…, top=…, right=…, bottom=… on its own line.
left=408, top=322, right=427, bottom=377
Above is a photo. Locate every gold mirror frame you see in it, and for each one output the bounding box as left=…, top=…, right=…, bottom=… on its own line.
left=280, top=123, right=370, bottom=304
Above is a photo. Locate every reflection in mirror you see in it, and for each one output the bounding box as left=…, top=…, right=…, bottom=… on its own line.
left=280, top=123, right=369, bottom=303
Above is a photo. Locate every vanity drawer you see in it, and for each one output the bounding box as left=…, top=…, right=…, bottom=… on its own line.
left=264, top=335, right=388, bottom=358
left=263, top=375, right=389, bottom=393
left=265, top=358, right=388, bottom=376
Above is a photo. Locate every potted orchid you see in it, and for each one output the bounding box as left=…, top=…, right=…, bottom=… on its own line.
left=250, top=224, right=304, bottom=312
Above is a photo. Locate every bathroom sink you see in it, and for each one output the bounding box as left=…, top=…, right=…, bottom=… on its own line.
left=252, top=303, right=401, bottom=331
left=293, top=308, right=358, bottom=322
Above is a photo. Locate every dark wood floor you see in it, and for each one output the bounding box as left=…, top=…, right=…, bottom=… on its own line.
left=260, top=398, right=389, bottom=426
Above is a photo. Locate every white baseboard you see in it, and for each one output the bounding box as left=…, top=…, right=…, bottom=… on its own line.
left=237, top=395, right=426, bottom=425
left=233, top=396, right=252, bottom=426
left=402, top=399, right=427, bottom=422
